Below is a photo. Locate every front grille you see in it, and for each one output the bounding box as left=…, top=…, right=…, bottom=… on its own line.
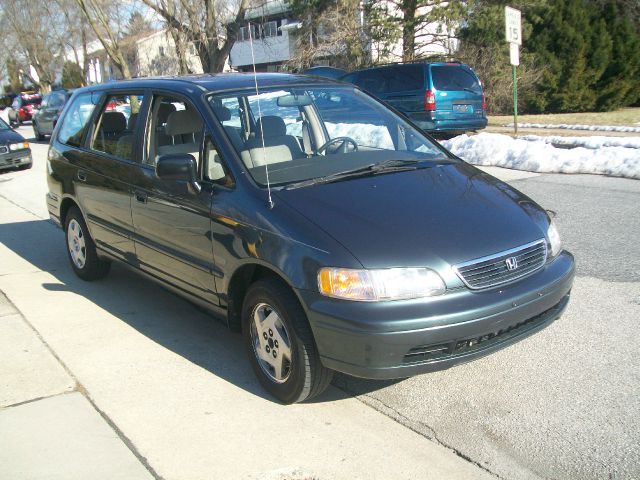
left=403, top=294, right=569, bottom=364
left=454, top=239, right=547, bottom=290
left=0, top=146, right=8, bottom=154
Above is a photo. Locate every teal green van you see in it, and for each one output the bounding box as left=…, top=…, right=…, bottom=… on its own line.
left=341, top=62, right=487, bottom=135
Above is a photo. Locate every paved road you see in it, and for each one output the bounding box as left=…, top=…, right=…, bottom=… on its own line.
left=2, top=126, right=639, bottom=479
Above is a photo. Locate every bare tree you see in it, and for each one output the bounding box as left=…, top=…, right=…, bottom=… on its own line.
left=0, top=0, right=64, bottom=93
left=74, top=0, right=134, bottom=79
left=141, top=0, right=250, bottom=73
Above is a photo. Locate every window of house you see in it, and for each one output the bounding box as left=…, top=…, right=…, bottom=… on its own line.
left=263, top=21, right=278, bottom=38
left=239, top=24, right=259, bottom=42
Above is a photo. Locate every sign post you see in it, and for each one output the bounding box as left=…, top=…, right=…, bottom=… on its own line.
left=505, top=6, right=522, bottom=136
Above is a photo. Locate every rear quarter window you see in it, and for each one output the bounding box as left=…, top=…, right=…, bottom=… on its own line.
left=57, top=93, right=98, bottom=147
left=353, top=65, right=424, bottom=94
left=431, top=66, right=482, bottom=92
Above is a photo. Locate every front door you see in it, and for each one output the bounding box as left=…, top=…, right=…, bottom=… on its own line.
left=130, top=94, right=218, bottom=304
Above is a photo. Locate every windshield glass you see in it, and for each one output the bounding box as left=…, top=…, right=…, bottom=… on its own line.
left=208, top=86, right=451, bottom=187
left=0, top=117, right=9, bottom=130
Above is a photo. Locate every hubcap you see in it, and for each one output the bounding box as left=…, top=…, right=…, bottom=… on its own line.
left=250, top=303, right=292, bottom=383
left=67, top=219, right=86, bottom=269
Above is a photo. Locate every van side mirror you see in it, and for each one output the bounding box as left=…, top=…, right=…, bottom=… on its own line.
left=156, top=154, right=201, bottom=193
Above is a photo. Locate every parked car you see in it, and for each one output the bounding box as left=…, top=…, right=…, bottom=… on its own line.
left=7, top=92, right=42, bottom=126
left=0, top=116, right=32, bottom=171
left=341, top=62, right=488, bottom=135
left=33, top=89, right=73, bottom=140
left=303, top=66, right=347, bottom=80
left=46, top=75, right=574, bottom=403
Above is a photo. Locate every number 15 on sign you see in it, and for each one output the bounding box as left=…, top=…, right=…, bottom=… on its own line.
left=505, top=6, right=522, bottom=45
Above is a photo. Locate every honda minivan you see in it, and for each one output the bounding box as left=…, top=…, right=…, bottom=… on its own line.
left=46, top=74, right=573, bottom=403
left=341, top=62, right=488, bottom=135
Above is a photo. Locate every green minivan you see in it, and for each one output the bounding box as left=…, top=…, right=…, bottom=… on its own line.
left=341, top=62, right=488, bottom=135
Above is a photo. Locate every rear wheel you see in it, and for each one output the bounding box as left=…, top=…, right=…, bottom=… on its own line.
left=64, top=206, right=110, bottom=281
left=242, top=278, right=333, bottom=404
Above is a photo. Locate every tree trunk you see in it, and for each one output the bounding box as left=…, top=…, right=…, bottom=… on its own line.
left=402, top=0, right=418, bottom=62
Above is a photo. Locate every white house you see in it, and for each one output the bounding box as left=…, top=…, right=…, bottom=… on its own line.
left=229, top=0, right=458, bottom=72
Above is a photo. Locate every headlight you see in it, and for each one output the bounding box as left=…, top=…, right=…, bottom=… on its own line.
left=318, top=267, right=445, bottom=301
left=9, top=141, right=29, bottom=151
left=547, top=220, right=562, bottom=258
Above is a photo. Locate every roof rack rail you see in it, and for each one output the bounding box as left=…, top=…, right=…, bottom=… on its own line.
left=370, top=57, right=462, bottom=67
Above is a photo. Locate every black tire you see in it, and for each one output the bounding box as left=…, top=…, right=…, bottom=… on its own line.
left=242, top=278, right=333, bottom=404
left=64, top=206, right=111, bottom=281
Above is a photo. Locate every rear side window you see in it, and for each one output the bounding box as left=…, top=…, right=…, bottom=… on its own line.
left=58, top=93, right=98, bottom=147
left=431, top=66, right=482, bottom=92
left=355, top=65, right=424, bottom=94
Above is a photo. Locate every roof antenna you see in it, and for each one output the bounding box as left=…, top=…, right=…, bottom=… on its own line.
left=248, top=21, right=274, bottom=209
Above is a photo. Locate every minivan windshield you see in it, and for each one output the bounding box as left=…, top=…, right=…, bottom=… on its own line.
left=208, top=86, right=452, bottom=188
left=0, top=117, right=9, bottom=130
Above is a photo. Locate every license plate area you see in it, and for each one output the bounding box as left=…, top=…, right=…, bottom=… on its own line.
left=453, top=104, right=473, bottom=113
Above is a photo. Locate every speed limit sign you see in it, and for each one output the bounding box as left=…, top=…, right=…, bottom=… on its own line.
left=505, top=6, right=522, bottom=45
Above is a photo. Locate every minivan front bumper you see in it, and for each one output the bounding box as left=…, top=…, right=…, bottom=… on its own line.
left=298, top=251, right=574, bottom=379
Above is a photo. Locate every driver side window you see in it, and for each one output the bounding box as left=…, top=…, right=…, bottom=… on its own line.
left=146, top=96, right=203, bottom=168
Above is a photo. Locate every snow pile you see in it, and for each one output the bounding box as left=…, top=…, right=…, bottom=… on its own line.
left=506, top=122, right=640, bottom=133
left=521, top=135, right=640, bottom=149
left=442, top=132, right=640, bottom=180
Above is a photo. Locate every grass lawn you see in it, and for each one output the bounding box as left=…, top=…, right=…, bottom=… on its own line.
left=488, top=107, right=640, bottom=127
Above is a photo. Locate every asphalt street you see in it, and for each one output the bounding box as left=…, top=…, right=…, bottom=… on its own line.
left=1, top=125, right=638, bottom=479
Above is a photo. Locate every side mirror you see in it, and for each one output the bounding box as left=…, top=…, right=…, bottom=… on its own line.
left=156, top=154, right=201, bottom=193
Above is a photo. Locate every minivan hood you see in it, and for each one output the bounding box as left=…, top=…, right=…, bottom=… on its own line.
left=275, top=163, right=548, bottom=273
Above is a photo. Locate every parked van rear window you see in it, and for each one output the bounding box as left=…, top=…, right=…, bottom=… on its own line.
left=431, top=66, right=481, bottom=92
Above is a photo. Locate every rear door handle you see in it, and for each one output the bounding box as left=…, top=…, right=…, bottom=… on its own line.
left=77, top=171, right=87, bottom=182
left=135, top=191, right=148, bottom=203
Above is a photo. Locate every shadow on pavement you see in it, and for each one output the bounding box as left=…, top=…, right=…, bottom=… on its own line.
left=0, top=218, right=366, bottom=404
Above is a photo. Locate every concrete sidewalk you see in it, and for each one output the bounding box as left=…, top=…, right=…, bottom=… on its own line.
left=0, top=291, right=154, bottom=480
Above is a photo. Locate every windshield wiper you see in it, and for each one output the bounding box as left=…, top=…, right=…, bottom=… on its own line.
left=284, top=159, right=420, bottom=190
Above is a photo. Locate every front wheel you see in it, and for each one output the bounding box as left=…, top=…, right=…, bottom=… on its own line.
left=242, top=279, right=333, bottom=404
left=64, top=206, right=111, bottom=281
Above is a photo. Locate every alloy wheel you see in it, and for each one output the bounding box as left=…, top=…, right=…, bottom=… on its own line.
left=250, top=302, right=293, bottom=383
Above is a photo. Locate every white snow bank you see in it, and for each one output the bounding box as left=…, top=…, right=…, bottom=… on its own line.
left=442, top=133, right=640, bottom=180
left=506, top=122, right=640, bottom=133
left=521, top=135, right=640, bottom=149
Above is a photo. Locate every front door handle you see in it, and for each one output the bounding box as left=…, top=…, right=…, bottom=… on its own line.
left=135, top=191, right=148, bottom=203
left=77, top=171, right=87, bottom=182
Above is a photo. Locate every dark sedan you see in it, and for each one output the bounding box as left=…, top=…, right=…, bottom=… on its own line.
left=0, top=117, right=32, bottom=171
left=33, top=89, right=73, bottom=140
